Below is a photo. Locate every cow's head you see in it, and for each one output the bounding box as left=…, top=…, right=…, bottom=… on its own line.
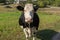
left=16, top=3, right=39, bottom=23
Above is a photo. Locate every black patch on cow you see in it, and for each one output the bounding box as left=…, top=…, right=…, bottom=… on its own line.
left=19, top=12, right=39, bottom=30
left=33, top=5, right=40, bottom=12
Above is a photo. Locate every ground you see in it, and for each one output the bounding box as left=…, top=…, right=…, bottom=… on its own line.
left=0, top=5, right=60, bottom=40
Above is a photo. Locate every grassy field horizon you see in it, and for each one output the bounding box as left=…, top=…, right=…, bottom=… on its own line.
left=0, top=5, right=60, bottom=40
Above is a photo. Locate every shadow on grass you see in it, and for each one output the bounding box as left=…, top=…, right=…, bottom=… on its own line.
left=36, top=29, right=58, bottom=40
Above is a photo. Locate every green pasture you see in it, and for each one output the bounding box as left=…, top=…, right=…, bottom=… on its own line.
left=0, top=9, right=60, bottom=40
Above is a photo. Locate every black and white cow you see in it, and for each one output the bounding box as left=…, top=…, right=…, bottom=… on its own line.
left=16, top=3, right=39, bottom=40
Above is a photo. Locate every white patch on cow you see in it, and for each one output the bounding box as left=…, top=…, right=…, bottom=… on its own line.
left=33, top=37, right=35, bottom=40
left=20, top=26, right=23, bottom=29
left=24, top=4, right=34, bottom=22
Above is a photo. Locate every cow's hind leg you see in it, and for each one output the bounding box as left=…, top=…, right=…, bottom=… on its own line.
left=26, top=28, right=32, bottom=40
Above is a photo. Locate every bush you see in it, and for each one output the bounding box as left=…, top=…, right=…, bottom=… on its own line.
left=37, top=0, right=46, bottom=8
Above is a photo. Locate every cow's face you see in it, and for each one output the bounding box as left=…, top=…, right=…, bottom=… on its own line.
left=24, top=4, right=34, bottom=23
left=16, top=3, right=39, bottom=23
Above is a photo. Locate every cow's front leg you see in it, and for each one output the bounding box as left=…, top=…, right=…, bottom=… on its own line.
left=23, top=28, right=29, bottom=40
left=33, top=33, right=36, bottom=40
left=32, top=27, right=37, bottom=40
left=28, top=28, right=32, bottom=38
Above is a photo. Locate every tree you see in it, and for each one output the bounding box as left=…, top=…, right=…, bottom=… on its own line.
left=53, top=0, right=60, bottom=6
left=0, top=0, right=5, bottom=3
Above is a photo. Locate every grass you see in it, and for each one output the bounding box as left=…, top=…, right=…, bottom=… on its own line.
left=38, top=12, right=60, bottom=30
left=0, top=7, right=60, bottom=40
left=0, top=11, right=25, bottom=40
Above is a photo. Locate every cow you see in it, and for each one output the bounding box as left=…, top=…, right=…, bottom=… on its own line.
left=16, top=3, right=39, bottom=40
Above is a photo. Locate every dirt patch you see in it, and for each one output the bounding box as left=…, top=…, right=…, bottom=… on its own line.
left=39, top=8, right=60, bottom=14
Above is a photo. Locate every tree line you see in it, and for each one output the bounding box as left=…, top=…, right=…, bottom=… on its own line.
left=0, top=0, right=60, bottom=7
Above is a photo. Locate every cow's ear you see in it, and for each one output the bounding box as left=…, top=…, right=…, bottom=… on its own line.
left=33, top=5, right=40, bottom=12
left=16, top=6, right=24, bottom=11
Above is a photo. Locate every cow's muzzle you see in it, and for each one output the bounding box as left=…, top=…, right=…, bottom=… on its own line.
left=25, top=18, right=33, bottom=23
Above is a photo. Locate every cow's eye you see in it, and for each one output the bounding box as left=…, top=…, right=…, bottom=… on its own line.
left=30, top=12, right=33, bottom=16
